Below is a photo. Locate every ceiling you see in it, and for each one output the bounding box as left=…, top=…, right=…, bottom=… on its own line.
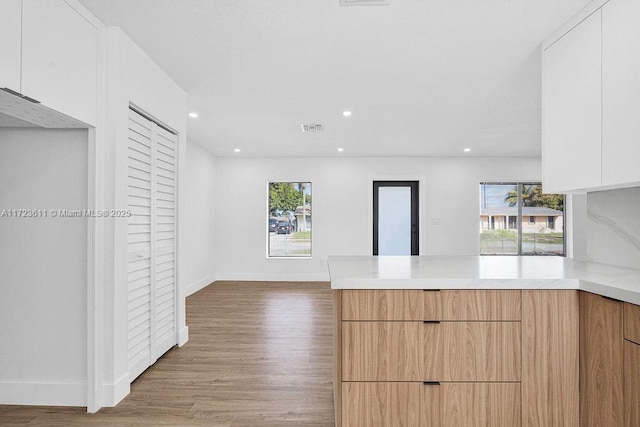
left=79, top=0, right=591, bottom=158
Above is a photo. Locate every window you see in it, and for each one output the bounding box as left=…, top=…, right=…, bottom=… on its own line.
left=267, top=182, right=311, bottom=257
left=480, top=182, right=564, bottom=256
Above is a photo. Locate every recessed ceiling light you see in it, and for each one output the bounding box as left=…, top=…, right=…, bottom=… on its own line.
left=188, top=112, right=198, bottom=118
left=337, top=147, right=344, bottom=152
left=342, top=111, right=352, bottom=117
left=234, top=148, right=241, bottom=153
left=464, top=148, right=471, bottom=152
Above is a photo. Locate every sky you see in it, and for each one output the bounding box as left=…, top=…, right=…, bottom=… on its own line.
left=480, top=184, right=517, bottom=209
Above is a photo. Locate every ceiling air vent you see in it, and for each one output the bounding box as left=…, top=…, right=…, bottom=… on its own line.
left=301, top=124, right=324, bottom=133
left=340, top=0, right=390, bottom=5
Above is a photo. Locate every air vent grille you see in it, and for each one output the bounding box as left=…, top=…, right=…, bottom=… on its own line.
left=301, top=124, right=324, bottom=133
left=340, top=0, right=390, bottom=5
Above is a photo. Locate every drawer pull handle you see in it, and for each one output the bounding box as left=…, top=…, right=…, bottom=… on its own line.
left=423, top=320, right=440, bottom=324
left=423, top=289, right=441, bottom=292
left=423, top=381, right=440, bottom=386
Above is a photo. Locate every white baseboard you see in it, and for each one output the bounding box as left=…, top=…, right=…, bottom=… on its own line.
left=0, top=380, right=86, bottom=406
left=101, top=373, right=129, bottom=407
left=178, top=326, right=189, bottom=347
left=186, top=272, right=216, bottom=296
left=214, top=272, right=330, bottom=282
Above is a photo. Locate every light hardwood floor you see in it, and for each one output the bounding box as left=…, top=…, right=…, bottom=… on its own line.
left=0, top=281, right=335, bottom=426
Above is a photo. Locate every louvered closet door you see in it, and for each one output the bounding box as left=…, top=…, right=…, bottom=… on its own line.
left=152, top=124, right=177, bottom=359
left=127, top=108, right=178, bottom=381
left=127, top=109, right=154, bottom=381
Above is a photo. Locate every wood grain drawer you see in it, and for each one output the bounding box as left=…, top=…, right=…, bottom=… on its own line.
left=342, top=382, right=420, bottom=427
left=424, top=290, right=521, bottom=321
left=342, top=290, right=423, bottom=320
left=342, top=322, right=422, bottom=381
left=423, top=322, right=521, bottom=381
left=342, top=382, right=521, bottom=427
left=342, top=290, right=521, bottom=321
left=423, top=382, right=522, bottom=427
left=624, top=302, right=640, bottom=344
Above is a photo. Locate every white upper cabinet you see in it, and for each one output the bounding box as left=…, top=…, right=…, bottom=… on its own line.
left=542, top=10, right=602, bottom=194
left=21, top=0, right=98, bottom=126
left=602, top=0, right=640, bottom=187
left=0, top=0, right=22, bottom=92
left=543, top=0, right=640, bottom=193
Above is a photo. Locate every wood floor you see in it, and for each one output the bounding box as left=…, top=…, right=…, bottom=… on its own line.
left=0, top=281, right=335, bottom=426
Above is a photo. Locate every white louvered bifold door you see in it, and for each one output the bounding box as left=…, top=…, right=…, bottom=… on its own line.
left=127, top=108, right=177, bottom=382
left=152, top=125, right=177, bottom=359
left=127, top=109, right=154, bottom=381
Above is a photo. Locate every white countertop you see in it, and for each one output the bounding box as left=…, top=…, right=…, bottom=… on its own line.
left=328, top=256, right=640, bottom=305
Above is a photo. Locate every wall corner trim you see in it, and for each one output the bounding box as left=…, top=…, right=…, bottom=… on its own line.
left=178, top=326, right=189, bottom=347
left=101, top=374, right=130, bottom=408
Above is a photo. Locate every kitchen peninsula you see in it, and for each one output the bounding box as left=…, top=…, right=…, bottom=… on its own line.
left=329, top=256, right=640, bottom=427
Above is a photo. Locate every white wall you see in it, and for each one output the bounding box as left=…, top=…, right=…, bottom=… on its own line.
left=215, top=156, right=542, bottom=281
left=0, top=128, right=88, bottom=405
left=184, top=141, right=217, bottom=295
left=101, top=27, right=188, bottom=407
left=587, top=187, right=640, bottom=268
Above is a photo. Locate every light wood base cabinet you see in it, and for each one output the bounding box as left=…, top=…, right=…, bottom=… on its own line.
left=580, top=292, right=624, bottom=426
left=335, top=289, right=585, bottom=427
left=336, top=290, right=526, bottom=427
left=335, top=289, right=640, bottom=426
left=522, top=290, right=579, bottom=426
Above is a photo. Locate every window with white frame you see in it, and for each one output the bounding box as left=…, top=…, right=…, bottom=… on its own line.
left=267, top=182, right=312, bottom=257
left=480, top=182, right=565, bottom=256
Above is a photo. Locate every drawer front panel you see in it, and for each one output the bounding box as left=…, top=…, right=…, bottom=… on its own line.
left=624, top=302, right=640, bottom=344
left=342, top=290, right=423, bottom=320
left=422, top=382, right=522, bottom=427
left=342, top=382, right=420, bottom=427
left=342, top=322, right=422, bottom=381
left=424, top=290, right=522, bottom=321
left=423, top=322, right=521, bottom=381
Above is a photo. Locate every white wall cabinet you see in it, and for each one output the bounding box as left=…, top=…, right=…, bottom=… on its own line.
left=0, top=0, right=98, bottom=126
left=601, top=0, right=640, bottom=187
left=542, top=10, right=602, bottom=194
left=543, top=0, right=640, bottom=193
left=0, top=0, right=22, bottom=92
left=21, top=0, right=98, bottom=126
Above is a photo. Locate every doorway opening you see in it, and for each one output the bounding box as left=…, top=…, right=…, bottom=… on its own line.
left=373, top=181, right=419, bottom=255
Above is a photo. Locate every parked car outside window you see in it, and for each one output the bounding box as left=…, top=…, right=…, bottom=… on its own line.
left=276, top=220, right=292, bottom=234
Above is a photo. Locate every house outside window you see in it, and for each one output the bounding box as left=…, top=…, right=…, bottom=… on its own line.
left=480, top=182, right=565, bottom=256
